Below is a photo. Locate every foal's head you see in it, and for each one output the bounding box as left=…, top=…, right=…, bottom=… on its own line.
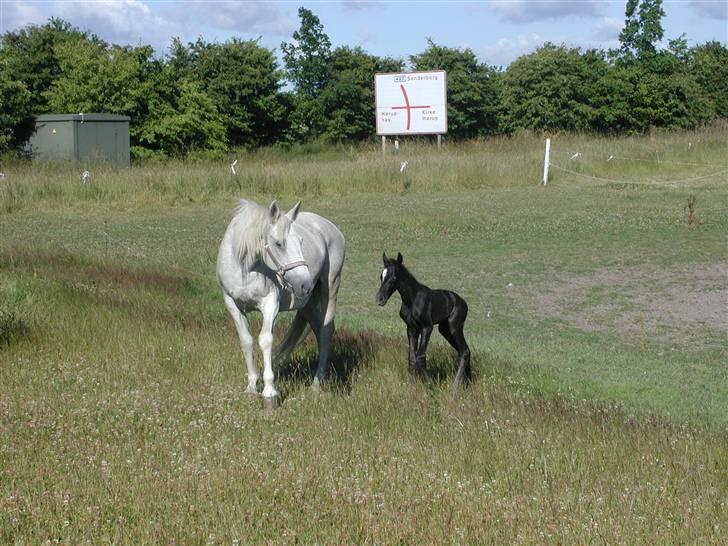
left=375, top=251, right=404, bottom=306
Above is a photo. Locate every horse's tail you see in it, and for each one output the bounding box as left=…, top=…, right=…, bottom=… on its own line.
left=273, top=311, right=311, bottom=363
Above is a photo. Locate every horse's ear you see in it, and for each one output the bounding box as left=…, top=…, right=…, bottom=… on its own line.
left=286, top=200, right=302, bottom=222
left=396, top=252, right=403, bottom=265
left=382, top=251, right=388, bottom=264
left=268, top=200, right=280, bottom=223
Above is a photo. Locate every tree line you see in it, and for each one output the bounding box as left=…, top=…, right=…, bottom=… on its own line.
left=1, top=1, right=726, bottom=158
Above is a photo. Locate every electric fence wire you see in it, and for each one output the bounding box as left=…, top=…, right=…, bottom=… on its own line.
left=558, top=150, right=727, bottom=169
left=548, top=162, right=728, bottom=186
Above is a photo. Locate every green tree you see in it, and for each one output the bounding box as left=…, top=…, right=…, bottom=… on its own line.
left=188, top=38, right=287, bottom=147
left=134, top=76, right=227, bottom=158
left=281, top=7, right=333, bottom=139
left=500, top=44, right=606, bottom=132
left=45, top=36, right=227, bottom=158
left=690, top=41, right=728, bottom=119
left=607, top=1, right=713, bottom=131
left=0, top=18, right=97, bottom=149
left=0, top=18, right=97, bottom=111
left=410, top=40, right=500, bottom=139
left=0, top=74, right=32, bottom=153
left=618, top=0, right=665, bottom=62
left=591, top=53, right=712, bottom=133
left=281, top=7, right=332, bottom=99
left=44, top=38, right=145, bottom=115
left=319, top=47, right=403, bottom=142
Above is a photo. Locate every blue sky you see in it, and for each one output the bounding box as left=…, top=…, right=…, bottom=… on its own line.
left=1, top=1, right=726, bottom=67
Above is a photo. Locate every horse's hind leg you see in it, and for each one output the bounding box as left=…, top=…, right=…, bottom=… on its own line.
left=312, top=274, right=341, bottom=388
left=223, top=293, right=257, bottom=394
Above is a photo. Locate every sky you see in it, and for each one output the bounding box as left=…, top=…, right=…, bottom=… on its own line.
left=1, top=1, right=726, bottom=67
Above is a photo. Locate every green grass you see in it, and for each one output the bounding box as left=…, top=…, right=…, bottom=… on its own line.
left=0, top=128, right=726, bottom=543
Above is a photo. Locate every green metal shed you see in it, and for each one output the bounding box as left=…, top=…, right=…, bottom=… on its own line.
left=29, top=113, right=130, bottom=166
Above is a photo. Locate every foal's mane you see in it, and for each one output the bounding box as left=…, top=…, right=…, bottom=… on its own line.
left=394, top=261, right=427, bottom=290
left=230, top=200, right=270, bottom=269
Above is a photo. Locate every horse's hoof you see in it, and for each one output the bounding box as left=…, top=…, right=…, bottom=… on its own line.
left=262, top=395, right=280, bottom=409
left=311, top=377, right=322, bottom=392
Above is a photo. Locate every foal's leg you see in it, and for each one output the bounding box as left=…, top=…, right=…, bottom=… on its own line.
left=406, top=325, right=420, bottom=383
left=415, top=325, right=433, bottom=380
left=439, top=319, right=472, bottom=389
left=223, top=293, right=258, bottom=394
left=258, top=293, right=280, bottom=400
left=448, top=314, right=472, bottom=390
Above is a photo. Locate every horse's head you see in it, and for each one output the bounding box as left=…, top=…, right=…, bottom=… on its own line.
left=263, top=200, right=313, bottom=299
left=375, top=251, right=403, bottom=306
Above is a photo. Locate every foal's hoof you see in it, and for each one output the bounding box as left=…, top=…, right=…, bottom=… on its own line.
left=262, top=395, right=281, bottom=410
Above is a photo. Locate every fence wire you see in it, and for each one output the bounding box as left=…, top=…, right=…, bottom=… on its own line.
left=549, top=162, right=728, bottom=187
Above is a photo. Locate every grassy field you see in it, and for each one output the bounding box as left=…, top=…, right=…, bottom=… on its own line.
left=1, top=128, right=726, bottom=543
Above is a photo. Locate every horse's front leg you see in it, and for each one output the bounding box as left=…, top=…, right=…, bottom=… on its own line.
left=258, top=294, right=280, bottom=400
left=223, top=293, right=258, bottom=394
left=406, top=325, right=420, bottom=382
left=415, top=325, right=433, bottom=380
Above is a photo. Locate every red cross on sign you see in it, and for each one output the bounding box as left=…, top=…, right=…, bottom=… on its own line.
left=391, top=85, right=430, bottom=131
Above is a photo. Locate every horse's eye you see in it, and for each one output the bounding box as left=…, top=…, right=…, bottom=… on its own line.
left=275, top=241, right=283, bottom=249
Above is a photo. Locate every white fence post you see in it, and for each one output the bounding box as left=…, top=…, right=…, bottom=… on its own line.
left=382, top=136, right=386, bottom=156
left=542, top=138, right=551, bottom=186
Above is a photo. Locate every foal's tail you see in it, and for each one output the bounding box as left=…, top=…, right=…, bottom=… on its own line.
left=273, top=311, right=311, bottom=363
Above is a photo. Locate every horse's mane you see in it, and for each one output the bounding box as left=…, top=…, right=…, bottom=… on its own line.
left=230, top=200, right=269, bottom=270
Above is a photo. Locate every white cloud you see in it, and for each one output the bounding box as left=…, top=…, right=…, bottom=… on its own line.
left=592, top=16, right=623, bottom=41
left=478, top=29, right=627, bottom=67
left=340, top=0, right=385, bottom=11
left=169, top=1, right=296, bottom=35
left=479, top=32, right=545, bottom=66
left=0, top=1, right=296, bottom=55
left=56, top=1, right=172, bottom=47
left=689, top=0, right=728, bottom=20
left=488, top=0, right=607, bottom=24
left=0, top=1, right=47, bottom=32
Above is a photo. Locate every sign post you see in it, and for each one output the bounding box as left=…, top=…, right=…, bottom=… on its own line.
left=375, top=70, right=447, bottom=142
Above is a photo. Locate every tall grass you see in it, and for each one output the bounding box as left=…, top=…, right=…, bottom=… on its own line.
left=3, top=124, right=724, bottom=214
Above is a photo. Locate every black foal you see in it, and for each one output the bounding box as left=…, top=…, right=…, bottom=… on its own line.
left=375, top=252, right=472, bottom=389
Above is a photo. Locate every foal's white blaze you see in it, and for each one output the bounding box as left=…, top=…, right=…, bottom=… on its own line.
left=381, top=268, right=388, bottom=282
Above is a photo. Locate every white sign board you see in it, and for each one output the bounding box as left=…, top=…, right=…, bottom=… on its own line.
left=375, top=70, right=447, bottom=135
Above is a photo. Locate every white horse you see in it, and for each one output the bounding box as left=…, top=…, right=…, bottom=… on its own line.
left=216, top=199, right=345, bottom=402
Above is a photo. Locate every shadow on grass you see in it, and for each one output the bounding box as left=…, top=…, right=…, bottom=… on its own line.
left=276, top=328, right=383, bottom=396
left=0, top=307, right=30, bottom=347
left=421, top=345, right=464, bottom=385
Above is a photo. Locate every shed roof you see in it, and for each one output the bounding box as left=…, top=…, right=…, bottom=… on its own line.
left=35, top=113, right=130, bottom=122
